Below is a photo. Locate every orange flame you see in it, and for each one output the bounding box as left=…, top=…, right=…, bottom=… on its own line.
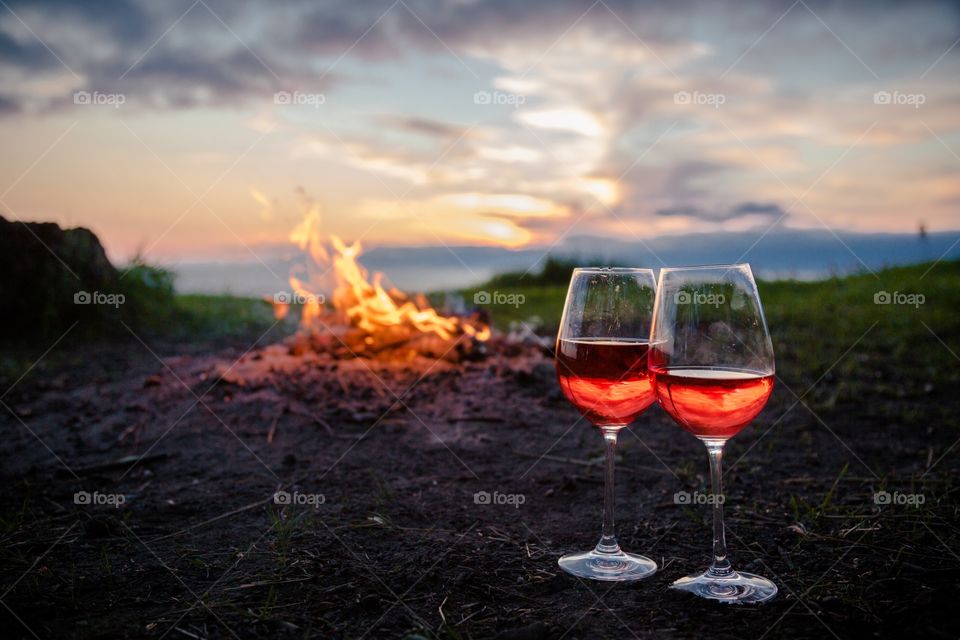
left=275, top=191, right=489, bottom=346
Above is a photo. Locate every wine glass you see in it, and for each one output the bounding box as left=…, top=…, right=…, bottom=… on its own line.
left=554, top=267, right=658, bottom=581
left=649, top=263, right=777, bottom=604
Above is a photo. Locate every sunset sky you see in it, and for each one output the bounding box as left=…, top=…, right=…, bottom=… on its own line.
left=1, top=0, right=958, bottom=265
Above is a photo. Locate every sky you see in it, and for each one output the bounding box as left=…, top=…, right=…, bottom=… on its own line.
left=1, top=0, right=958, bottom=267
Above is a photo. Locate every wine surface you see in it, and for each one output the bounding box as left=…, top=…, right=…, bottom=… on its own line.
left=556, top=338, right=655, bottom=426
left=652, top=367, right=774, bottom=440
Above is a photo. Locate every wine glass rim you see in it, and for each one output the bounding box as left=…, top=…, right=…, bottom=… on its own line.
left=571, top=266, right=654, bottom=274
left=659, top=262, right=752, bottom=272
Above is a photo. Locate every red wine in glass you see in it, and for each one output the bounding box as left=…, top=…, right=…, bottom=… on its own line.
left=553, top=267, right=658, bottom=582
left=556, top=338, right=655, bottom=426
left=651, top=367, right=774, bottom=440
left=650, top=263, right=778, bottom=604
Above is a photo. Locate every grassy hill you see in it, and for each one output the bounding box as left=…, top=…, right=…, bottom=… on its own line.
left=445, top=258, right=960, bottom=433
left=444, top=258, right=959, bottom=343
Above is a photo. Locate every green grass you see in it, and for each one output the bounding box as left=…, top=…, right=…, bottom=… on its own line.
left=435, top=259, right=960, bottom=439
left=443, top=260, right=960, bottom=356
left=8, top=258, right=955, bottom=383
left=172, top=259, right=960, bottom=372
left=435, top=284, right=569, bottom=332
left=120, top=262, right=278, bottom=338
left=755, top=261, right=960, bottom=412
left=0, top=287, right=278, bottom=381
left=168, top=293, right=277, bottom=338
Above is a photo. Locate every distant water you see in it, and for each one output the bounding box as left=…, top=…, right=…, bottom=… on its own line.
left=172, top=229, right=960, bottom=297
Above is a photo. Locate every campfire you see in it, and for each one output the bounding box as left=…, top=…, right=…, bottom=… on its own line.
left=270, top=194, right=490, bottom=361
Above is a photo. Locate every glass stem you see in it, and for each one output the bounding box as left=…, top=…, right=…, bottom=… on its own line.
left=596, top=426, right=621, bottom=554
left=705, top=441, right=733, bottom=577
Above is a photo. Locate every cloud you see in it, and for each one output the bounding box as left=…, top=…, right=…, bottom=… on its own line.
left=660, top=162, right=728, bottom=199
left=2, top=0, right=959, bottom=250
left=0, top=30, right=60, bottom=71
left=655, top=205, right=705, bottom=218
left=0, top=0, right=327, bottom=113
left=1, top=0, right=957, bottom=117
left=656, top=201, right=787, bottom=223
left=729, top=202, right=784, bottom=217
left=294, top=6, right=402, bottom=60
left=0, top=93, right=21, bottom=114
left=376, top=115, right=473, bottom=139
left=6, top=0, right=152, bottom=44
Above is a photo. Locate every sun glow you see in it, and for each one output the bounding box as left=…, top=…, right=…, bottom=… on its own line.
left=517, top=108, right=606, bottom=138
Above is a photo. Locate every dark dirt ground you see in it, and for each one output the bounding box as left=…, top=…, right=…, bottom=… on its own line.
left=1, top=302, right=959, bottom=640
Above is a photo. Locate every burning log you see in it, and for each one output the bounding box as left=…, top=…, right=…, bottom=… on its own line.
left=283, top=316, right=485, bottom=363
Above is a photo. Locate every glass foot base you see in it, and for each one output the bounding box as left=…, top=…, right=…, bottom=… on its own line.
left=558, top=548, right=657, bottom=582
left=671, top=570, right=777, bottom=604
